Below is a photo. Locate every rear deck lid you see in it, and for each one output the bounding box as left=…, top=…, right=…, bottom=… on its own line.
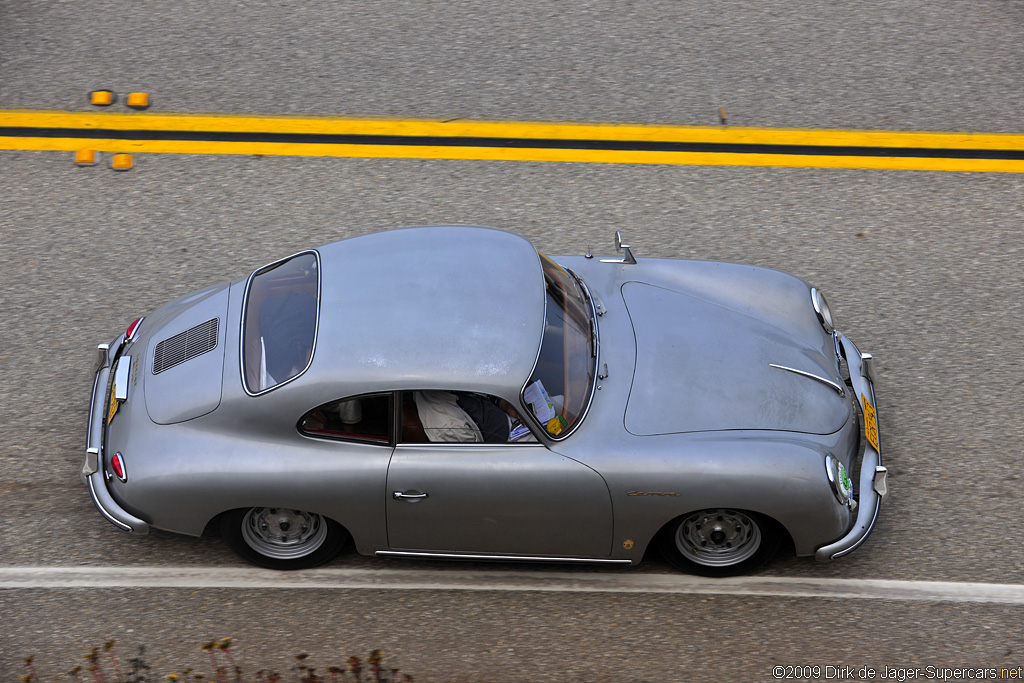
left=144, top=286, right=230, bottom=424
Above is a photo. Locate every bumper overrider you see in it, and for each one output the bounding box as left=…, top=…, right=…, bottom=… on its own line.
left=82, top=337, right=150, bottom=534
left=815, top=332, right=887, bottom=561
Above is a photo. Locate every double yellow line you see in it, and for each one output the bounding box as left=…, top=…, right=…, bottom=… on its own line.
left=3, top=109, right=1024, bottom=172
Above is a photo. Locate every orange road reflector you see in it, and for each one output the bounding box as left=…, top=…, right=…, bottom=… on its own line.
left=126, top=92, right=150, bottom=110
left=89, top=90, right=116, bottom=106
left=111, top=153, right=133, bottom=171
left=74, top=149, right=99, bottom=166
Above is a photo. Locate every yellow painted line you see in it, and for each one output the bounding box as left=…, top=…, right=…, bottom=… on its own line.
left=3, top=109, right=1024, bottom=172
left=4, top=135, right=1023, bottom=173
left=4, top=109, right=1024, bottom=149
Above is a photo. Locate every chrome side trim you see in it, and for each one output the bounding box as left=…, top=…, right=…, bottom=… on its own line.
left=376, top=551, right=632, bottom=565
left=815, top=332, right=884, bottom=562
left=768, top=363, right=845, bottom=397
left=87, top=472, right=149, bottom=534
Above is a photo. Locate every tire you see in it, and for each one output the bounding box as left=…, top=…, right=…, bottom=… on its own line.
left=658, top=509, right=780, bottom=577
left=220, top=507, right=348, bottom=570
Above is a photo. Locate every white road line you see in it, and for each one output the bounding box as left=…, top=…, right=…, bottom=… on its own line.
left=1, top=567, right=1023, bottom=604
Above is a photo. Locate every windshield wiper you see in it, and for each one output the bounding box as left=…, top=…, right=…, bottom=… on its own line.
left=566, top=269, right=599, bottom=359
left=565, top=268, right=589, bottom=303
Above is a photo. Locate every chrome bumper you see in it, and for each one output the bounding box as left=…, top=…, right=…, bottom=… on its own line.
left=815, top=333, right=887, bottom=561
left=82, top=339, right=150, bottom=535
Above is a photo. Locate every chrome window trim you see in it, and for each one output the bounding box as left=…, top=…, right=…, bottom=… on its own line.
left=296, top=391, right=396, bottom=447
left=519, top=259, right=600, bottom=442
left=394, top=389, right=544, bottom=446
left=240, top=249, right=322, bottom=397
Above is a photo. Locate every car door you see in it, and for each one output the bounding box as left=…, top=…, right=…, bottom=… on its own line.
left=385, top=391, right=613, bottom=557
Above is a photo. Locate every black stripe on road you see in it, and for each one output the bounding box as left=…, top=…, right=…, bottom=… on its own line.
left=3, top=126, right=1024, bottom=161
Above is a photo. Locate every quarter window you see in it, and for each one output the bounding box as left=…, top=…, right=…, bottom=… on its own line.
left=299, top=394, right=392, bottom=444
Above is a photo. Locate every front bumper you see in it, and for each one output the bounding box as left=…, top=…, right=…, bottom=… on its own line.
left=814, top=333, right=887, bottom=561
left=82, top=337, right=150, bottom=535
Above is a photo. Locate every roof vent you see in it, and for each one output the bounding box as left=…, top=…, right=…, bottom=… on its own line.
left=153, top=318, right=219, bottom=374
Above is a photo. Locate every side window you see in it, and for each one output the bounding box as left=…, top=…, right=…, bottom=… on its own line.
left=400, top=391, right=536, bottom=444
left=299, top=393, right=392, bottom=444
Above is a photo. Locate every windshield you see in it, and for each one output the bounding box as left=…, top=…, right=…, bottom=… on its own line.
left=521, top=254, right=596, bottom=438
left=242, top=251, right=320, bottom=394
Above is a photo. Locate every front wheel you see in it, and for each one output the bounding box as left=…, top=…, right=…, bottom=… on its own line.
left=220, top=507, right=348, bottom=570
left=658, top=509, right=780, bottom=577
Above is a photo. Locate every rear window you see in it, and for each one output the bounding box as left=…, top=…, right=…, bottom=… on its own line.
left=242, top=251, right=320, bottom=394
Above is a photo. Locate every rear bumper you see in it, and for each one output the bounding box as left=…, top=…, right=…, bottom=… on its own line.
left=82, top=338, right=150, bottom=535
left=815, top=333, right=887, bottom=561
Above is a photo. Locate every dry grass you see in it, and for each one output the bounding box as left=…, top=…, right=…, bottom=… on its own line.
left=19, top=639, right=413, bottom=683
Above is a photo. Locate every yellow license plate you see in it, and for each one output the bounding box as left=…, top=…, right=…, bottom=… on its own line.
left=107, top=384, right=119, bottom=425
left=861, top=394, right=879, bottom=453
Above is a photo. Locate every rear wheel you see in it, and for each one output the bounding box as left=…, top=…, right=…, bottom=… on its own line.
left=659, top=509, right=779, bottom=577
left=221, top=507, right=347, bottom=570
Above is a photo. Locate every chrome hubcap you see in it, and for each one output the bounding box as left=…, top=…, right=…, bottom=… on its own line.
left=674, top=509, right=761, bottom=567
left=240, top=508, right=328, bottom=560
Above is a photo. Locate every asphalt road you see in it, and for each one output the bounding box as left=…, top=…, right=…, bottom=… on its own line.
left=3, top=1, right=1024, bottom=681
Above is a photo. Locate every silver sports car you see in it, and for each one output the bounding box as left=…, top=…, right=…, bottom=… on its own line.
left=83, top=226, right=886, bottom=576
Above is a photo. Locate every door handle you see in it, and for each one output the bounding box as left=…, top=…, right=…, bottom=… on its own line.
left=393, top=491, right=429, bottom=500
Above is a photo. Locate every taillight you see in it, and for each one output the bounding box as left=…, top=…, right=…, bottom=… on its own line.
left=125, top=317, right=144, bottom=342
left=110, top=452, right=127, bottom=482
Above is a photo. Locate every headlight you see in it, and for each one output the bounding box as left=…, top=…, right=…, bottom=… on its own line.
left=810, top=287, right=835, bottom=333
left=825, top=455, right=854, bottom=507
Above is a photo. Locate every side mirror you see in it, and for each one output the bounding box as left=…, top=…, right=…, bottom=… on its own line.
left=600, top=231, right=637, bottom=265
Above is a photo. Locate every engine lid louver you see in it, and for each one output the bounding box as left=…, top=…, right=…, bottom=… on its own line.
left=153, top=318, right=219, bottom=374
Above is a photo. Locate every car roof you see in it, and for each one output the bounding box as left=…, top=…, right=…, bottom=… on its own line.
left=304, top=225, right=546, bottom=399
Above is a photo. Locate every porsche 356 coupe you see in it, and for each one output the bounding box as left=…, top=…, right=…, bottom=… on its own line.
left=83, top=226, right=886, bottom=575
